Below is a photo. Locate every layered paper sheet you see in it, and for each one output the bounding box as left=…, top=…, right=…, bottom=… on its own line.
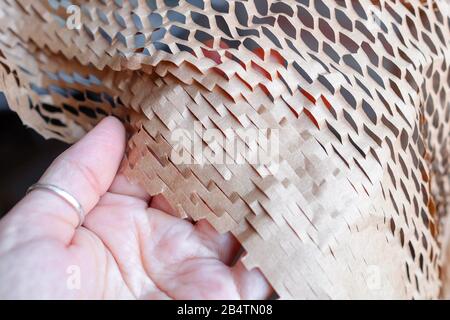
left=0, top=0, right=449, bottom=299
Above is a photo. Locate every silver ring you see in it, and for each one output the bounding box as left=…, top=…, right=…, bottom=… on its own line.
left=27, top=183, right=85, bottom=228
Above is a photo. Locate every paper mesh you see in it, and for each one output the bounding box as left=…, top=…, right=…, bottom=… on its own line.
left=0, top=0, right=449, bottom=299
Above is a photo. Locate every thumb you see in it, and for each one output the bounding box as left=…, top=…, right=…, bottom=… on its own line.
left=1, top=116, right=126, bottom=244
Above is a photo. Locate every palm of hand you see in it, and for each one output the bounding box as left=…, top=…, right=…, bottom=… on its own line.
left=77, top=185, right=268, bottom=299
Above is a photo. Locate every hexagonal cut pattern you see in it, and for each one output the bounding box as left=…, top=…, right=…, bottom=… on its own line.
left=0, top=0, right=449, bottom=299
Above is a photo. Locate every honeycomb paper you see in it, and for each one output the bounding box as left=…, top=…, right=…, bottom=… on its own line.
left=0, top=0, right=449, bottom=299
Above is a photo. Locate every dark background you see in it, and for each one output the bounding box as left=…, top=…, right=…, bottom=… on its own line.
left=0, top=93, right=68, bottom=217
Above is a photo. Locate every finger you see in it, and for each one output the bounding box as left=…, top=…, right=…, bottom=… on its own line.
left=194, top=220, right=241, bottom=265
left=108, top=173, right=151, bottom=202
left=5, top=117, right=126, bottom=244
left=150, top=194, right=241, bottom=264
left=150, top=194, right=177, bottom=216
left=231, top=261, right=274, bottom=300
left=150, top=196, right=241, bottom=265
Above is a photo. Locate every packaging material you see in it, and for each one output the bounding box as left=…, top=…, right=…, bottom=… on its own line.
left=0, top=0, right=449, bottom=299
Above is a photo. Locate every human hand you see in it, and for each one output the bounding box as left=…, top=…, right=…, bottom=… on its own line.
left=0, top=117, right=272, bottom=299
